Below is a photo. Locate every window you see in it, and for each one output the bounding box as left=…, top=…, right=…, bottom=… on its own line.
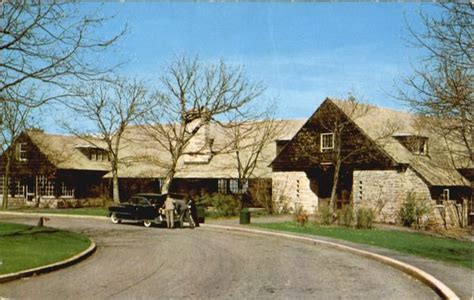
left=89, top=148, right=96, bottom=160
left=84, top=148, right=109, bottom=161
left=218, top=179, right=228, bottom=194
left=393, top=134, right=428, bottom=155
left=358, top=180, right=363, bottom=202
left=296, top=179, right=300, bottom=199
left=60, top=182, right=74, bottom=197
left=0, top=176, right=9, bottom=196
left=13, top=180, right=24, bottom=197
left=38, top=175, right=55, bottom=197
left=442, top=189, right=449, bottom=201
left=229, top=179, right=248, bottom=194
left=2, top=178, right=25, bottom=198
left=15, top=143, right=28, bottom=161
left=437, top=189, right=450, bottom=205
left=415, top=139, right=428, bottom=155
left=320, top=133, right=334, bottom=152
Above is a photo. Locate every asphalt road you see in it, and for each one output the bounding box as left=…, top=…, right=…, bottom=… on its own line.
left=0, top=215, right=438, bottom=299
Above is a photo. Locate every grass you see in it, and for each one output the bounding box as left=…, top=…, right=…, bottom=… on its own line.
left=2, top=207, right=109, bottom=217
left=252, top=222, right=474, bottom=270
left=0, top=223, right=91, bottom=275
left=204, top=208, right=271, bottom=219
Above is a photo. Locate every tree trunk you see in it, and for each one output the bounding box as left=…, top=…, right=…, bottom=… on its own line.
left=112, top=166, right=120, bottom=203
left=329, top=158, right=341, bottom=213
left=2, top=156, right=12, bottom=209
left=161, top=169, right=175, bottom=195
left=329, top=130, right=342, bottom=213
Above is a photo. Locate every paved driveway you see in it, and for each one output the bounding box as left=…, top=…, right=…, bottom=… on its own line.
left=0, top=215, right=437, bottom=299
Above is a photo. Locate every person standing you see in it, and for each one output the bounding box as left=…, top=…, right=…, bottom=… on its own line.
left=164, top=196, right=175, bottom=229
left=189, top=195, right=199, bottom=227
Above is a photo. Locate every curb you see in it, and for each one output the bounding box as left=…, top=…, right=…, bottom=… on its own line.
left=201, top=224, right=459, bottom=300
left=0, top=239, right=96, bottom=284
left=0, top=211, right=108, bottom=220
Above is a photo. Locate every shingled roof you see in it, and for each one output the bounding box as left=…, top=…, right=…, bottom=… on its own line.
left=106, top=119, right=305, bottom=179
left=330, top=98, right=469, bottom=187
left=26, top=130, right=110, bottom=172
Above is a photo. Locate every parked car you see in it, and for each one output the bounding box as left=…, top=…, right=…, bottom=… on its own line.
left=108, top=193, right=167, bottom=227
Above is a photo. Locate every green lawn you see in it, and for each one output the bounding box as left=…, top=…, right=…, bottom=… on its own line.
left=252, top=222, right=474, bottom=270
left=0, top=223, right=92, bottom=275
left=3, top=207, right=109, bottom=217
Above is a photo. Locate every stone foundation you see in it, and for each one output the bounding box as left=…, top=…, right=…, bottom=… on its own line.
left=0, top=197, right=33, bottom=208
left=272, top=171, right=318, bottom=214
left=0, top=196, right=106, bottom=209
left=37, top=197, right=106, bottom=208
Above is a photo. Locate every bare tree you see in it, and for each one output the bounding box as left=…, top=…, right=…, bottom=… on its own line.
left=0, top=100, right=31, bottom=208
left=142, top=57, right=264, bottom=195
left=399, top=2, right=473, bottom=167
left=225, top=104, right=283, bottom=208
left=66, top=78, right=153, bottom=203
left=0, top=0, right=126, bottom=107
left=296, top=97, right=398, bottom=212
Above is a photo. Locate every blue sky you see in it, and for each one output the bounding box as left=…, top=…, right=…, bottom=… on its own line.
left=45, top=2, right=441, bottom=133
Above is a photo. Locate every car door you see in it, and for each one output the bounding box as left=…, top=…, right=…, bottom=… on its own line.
left=117, top=197, right=139, bottom=220
left=136, top=198, right=157, bottom=220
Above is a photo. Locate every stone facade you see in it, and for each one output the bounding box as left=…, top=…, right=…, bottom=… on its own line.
left=272, top=171, right=318, bottom=214
left=352, top=168, right=431, bottom=224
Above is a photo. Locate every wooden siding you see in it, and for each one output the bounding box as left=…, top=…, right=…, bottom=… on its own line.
left=272, top=99, right=394, bottom=172
left=0, top=133, right=108, bottom=201
left=0, top=133, right=57, bottom=177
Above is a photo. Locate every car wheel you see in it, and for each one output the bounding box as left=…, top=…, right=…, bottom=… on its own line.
left=111, top=213, right=121, bottom=224
left=143, top=220, right=152, bottom=228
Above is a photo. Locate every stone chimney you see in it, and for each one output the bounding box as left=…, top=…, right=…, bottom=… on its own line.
left=183, top=110, right=213, bottom=164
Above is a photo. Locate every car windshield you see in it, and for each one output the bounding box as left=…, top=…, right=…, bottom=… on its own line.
left=147, top=195, right=166, bottom=206
left=130, top=197, right=150, bottom=206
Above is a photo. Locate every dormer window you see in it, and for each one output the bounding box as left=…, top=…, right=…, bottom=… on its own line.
left=76, top=145, right=109, bottom=161
left=393, top=134, right=428, bottom=156
left=415, top=138, right=428, bottom=155
left=320, top=133, right=334, bottom=152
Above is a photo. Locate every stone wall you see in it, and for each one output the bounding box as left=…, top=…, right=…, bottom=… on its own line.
left=0, top=197, right=34, bottom=208
left=272, top=171, right=318, bottom=214
left=352, top=168, right=431, bottom=224
left=37, top=197, right=105, bottom=208
left=2, top=196, right=106, bottom=208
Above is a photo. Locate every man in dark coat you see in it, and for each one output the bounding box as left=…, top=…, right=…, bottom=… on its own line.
left=189, top=196, right=199, bottom=227
left=174, top=199, right=188, bottom=228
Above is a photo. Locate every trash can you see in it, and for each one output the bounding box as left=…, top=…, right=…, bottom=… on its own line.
left=197, top=206, right=205, bottom=224
left=239, top=208, right=251, bottom=224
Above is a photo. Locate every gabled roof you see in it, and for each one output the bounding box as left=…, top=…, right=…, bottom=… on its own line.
left=106, top=119, right=305, bottom=179
left=272, top=98, right=469, bottom=187
left=330, top=99, right=469, bottom=186
left=26, top=130, right=110, bottom=172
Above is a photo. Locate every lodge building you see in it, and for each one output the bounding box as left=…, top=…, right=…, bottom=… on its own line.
left=1, top=98, right=471, bottom=227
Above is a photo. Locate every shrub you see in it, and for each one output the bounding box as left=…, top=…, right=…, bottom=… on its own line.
left=356, top=207, right=375, bottom=229
left=274, top=194, right=291, bottom=214
left=197, top=193, right=240, bottom=217
left=316, top=202, right=333, bottom=225
left=337, top=205, right=354, bottom=227
left=248, top=180, right=274, bottom=214
left=399, top=192, right=429, bottom=229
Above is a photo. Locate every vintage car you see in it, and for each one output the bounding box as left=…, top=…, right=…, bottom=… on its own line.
left=108, top=193, right=167, bottom=227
